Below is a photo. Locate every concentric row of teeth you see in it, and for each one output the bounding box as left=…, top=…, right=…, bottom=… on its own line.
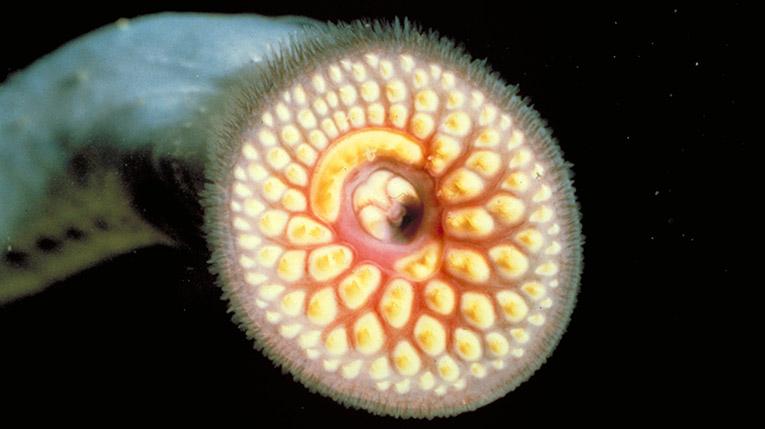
left=227, top=50, right=566, bottom=396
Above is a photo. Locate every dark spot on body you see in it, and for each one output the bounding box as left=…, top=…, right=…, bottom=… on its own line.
left=36, top=237, right=61, bottom=252
left=94, top=219, right=109, bottom=230
left=65, top=228, right=86, bottom=241
left=4, top=250, right=29, bottom=268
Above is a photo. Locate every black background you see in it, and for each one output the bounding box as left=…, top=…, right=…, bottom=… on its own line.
left=0, top=2, right=746, bottom=425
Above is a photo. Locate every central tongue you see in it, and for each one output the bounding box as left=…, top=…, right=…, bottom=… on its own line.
left=334, top=164, right=440, bottom=272
left=352, top=169, right=423, bottom=244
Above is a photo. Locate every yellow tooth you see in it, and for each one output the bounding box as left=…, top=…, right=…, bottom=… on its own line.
left=386, top=176, right=417, bottom=201
left=446, top=90, right=464, bottom=109
left=338, top=264, right=382, bottom=310
left=545, top=241, right=562, bottom=255
left=445, top=248, right=490, bottom=283
left=502, top=172, right=530, bottom=193
left=267, top=147, right=291, bottom=170
left=410, top=113, right=435, bottom=139
left=510, top=328, right=530, bottom=344
left=308, top=245, right=353, bottom=281
left=313, top=98, right=329, bottom=116
left=389, top=104, right=409, bottom=128
left=479, top=105, right=498, bottom=126
left=441, top=72, right=456, bottom=89
left=360, top=81, right=380, bottom=102
left=298, top=329, right=320, bottom=349
left=470, top=363, right=487, bottom=378
left=258, top=284, right=284, bottom=301
left=262, top=177, right=287, bottom=202
left=423, top=280, right=456, bottom=315
left=499, top=114, right=511, bottom=130
left=454, top=328, right=482, bottom=361
left=474, top=128, right=500, bottom=148
left=325, top=92, right=339, bottom=109
left=515, top=228, right=544, bottom=253
left=256, top=245, right=283, bottom=267
left=394, top=243, right=441, bottom=281
left=284, top=163, right=308, bottom=187
left=465, top=150, right=502, bottom=177
left=489, top=245, right=529, bottom=279
left=460, top=292, right=496, bottom=330
left=280, top=125, right=301, bottom=146
left=439, top=168, right=484, bottom=203
left=427, top=134, right=462, bottom=176
left=339, top=84, right=358, bottom=106
left=281, top=290, right=306, bottom=316
left=233, top=216, right=251, bottom=231
left=341, top=360, right=363, bottom=380
left=276, top=250, right=306, bottom=282
left=245, top=273, right=267, bottom=286
left=281, top=189, right=307, bottom=212
left=385, top=79, right=407, bottom=102
left=258, top=129, right=277, bottom=147
left=297, top=109, right=317, bottom=130
left=243, top=198, right=265, bottom=217
left=292, top=84, right=307, bottom=104
left=323, top=359, right=341, bottom=372
left=348, top=106, right=366, bottom=128
left=379, top=279, right=414, bottom=329
left=394, top=379, right=411, bottom=394
left=234, top=182, right=252, bottom=198
left=308, top=130, right=328, bottom=150
left=415, top=89, right=439, bottom=112
left=358, top=206, right=388, bottom=240
left=486, top=332, right=510, bottom=357
left=528, top=314, right=546, bottom=326
left=353, top=312, right=385, bottom=355
left=234, top=166, right=247, bottom=181
left=548, top=224, right=561, bottom=235
left=328, top=65, right=343, bottom=83
left=486, top=194, right=525, bottom=225
left=399, top=54, right=415, bottom=72
left=296, top=143, right=318, bottom=166
left=247, top=163, right=268, bottom=181
left=237, top=234, right=261, bottom=250
left=369, top=356, right=390, bottom=380
left=262, top=112, right=275, bottom=127
left=286, top=216, right=333, bottom=245
left=324, top=326, right=348, bottom=355
left=333, top=111, right=350, bottom=133
left=239, top=255, right=255, bottom=269
left=280, top=323, right=302, bottom=339
left=436, top=355, right=460, bottom=382
left=306, top=287, right=338, bottom=326
left=507, top=130, right=524, bottom=150
left=530, top=206, right=554, bottom=223
left=311, top=129, right=424, bottom=222
left=419, top=372, right=436, bottom=390
left=509, top=148, right=532, bottom=168
left=275, top=102, right=291, bottom=121
left=535, top=262, right=559, bottom=276
left=496, top=290, right=528, bottom=322
left=413, top=315, right=447, bottom=356
left=258, top=210, right=289, bottom=237
left=521, top=281, right=546, bottom=301
left=470, top=90, right=485, bottom=108
left=444, top=207, right=495, bottom=238
left=392, top=341, right=421, bottom=376
left=367, top=103, right=385, bottom=125
left=531, top=185, right=552, bottom=203
left=442, top=112, right=471, bottom=136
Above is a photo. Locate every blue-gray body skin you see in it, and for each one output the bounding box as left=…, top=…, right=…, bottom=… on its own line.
left=0, top=13, right=315, bottom=302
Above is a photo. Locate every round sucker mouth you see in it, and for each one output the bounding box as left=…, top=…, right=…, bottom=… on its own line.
left=205, top=20, right=582, bottom=419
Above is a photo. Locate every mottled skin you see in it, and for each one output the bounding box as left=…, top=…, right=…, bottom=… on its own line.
left=0, top=14, right=581, bottom=418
